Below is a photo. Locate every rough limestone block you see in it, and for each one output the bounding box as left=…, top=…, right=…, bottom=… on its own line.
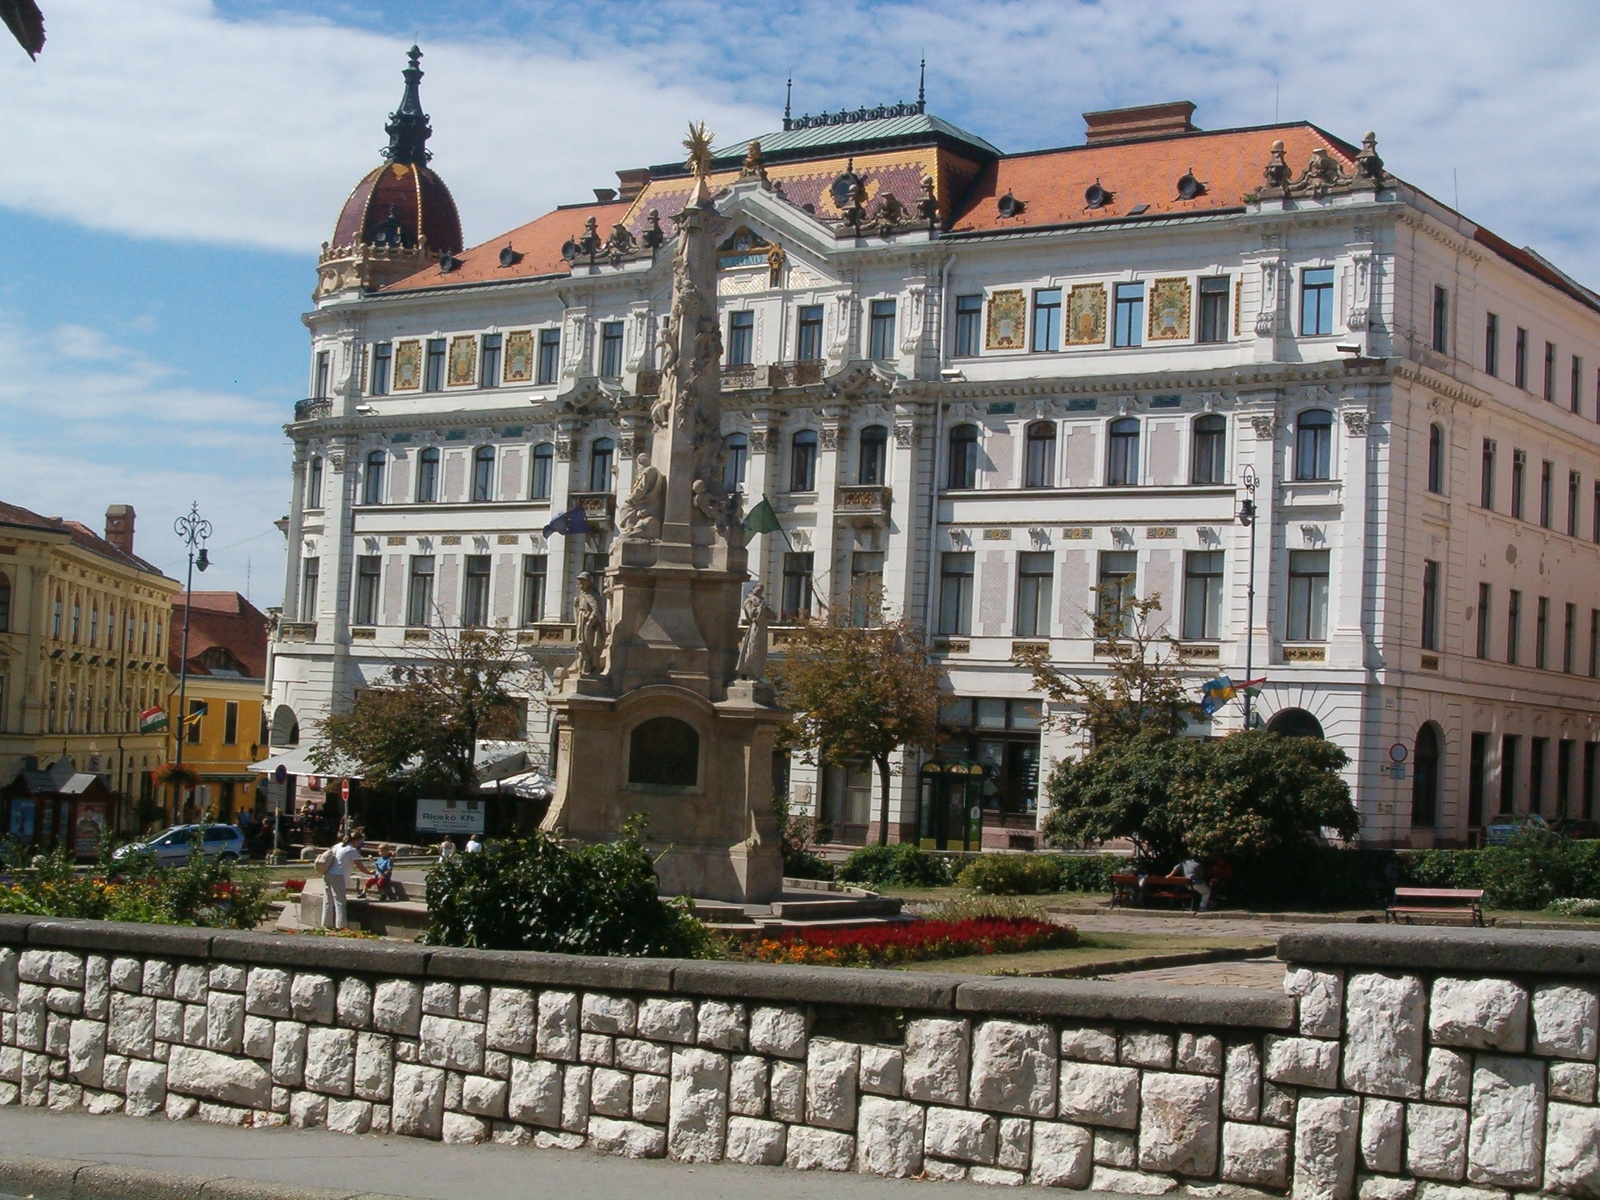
left=534, top=1129, right=585, bottom=1151
left=904, top=1018, right=969, bottom=1106
left=45, top=987, right=82, bottom=1016
left=638, top=998, right=695, bottom=1044
left=507, top=1057, right=560, bottom=1128
left=1095, top=1128, right=1137, bottom=1167
left=304, top=1026, right=356, bottom=1096
left=391, top=1063, right=445, bottom=1138
left=394, top=1039, right=418, bottom=1064
left=46, top=1012, right=70, bottom=1058
left=1294, top=1093, right=1360, bottom=1200
left=579, top=1033, right=614, bottom=1066
left=860, top=1045, right=904, bottom=1097
left=106, top=993, right=154, bottom=1059
left=971, top=1165, right=1025, bottom=1185
left=1177, top=1033, right=1224, bottom=1076
left=1546, top=1102, right=1600, bottom=1196
left=18, top=1050, right=47, bottom=1106
left=67, top=1020, right=105, bottom=1089
left=1343, top=973, right=1426, bottom=1100
left=457, top=985, right=487, bottom=1023
left=354, top=1031, right=393, bottom=1102
left=102, top=1054, right=127, bottom=1092
left=206, top=992, right=245, bottom=1055
left=15, top=951, right=51, bottom=987
left=1408, top=1103, right=1469, bottom=1180
left=110, top=957, right=141, bottom=994
left=48, top=1079, right=83, bottom=1112
left=0, top=1048, right=19, bottom=1084
left=1534, top=984, right=1600, bottom=1061
left=1358, top=1176, right=1417, bottom=1200
left=1224, top=1042, right=1262, bottom=1121
left=1431, top=978, right=1528, bottom=1052
left=182, top=1003, right=208, bottom=1047
left=590, top=1067, right=631, bottom=1118
left=245, top=968, right=291, bottom=1018
left=336, top=978, right=373, bottom=1028
left=82, top=957, right=109, bottom=1021
left=421, top=982, right=456, bottom=1017
left=208, top=963, right=245, bottom=993
left=925, top=1106, right=998, bottom=1165
left=1287, top=967, right=1346, bottom=1038
left=1091, top=1166, right=1178, bottom=1194
left=633, top=1071, right=668, bottom=1123
left=485, top=988, right=535, bottom=1055
left=581, top=993, right=637, bottom=1036
left=1552, top=1061, right=1599, bottom=1104
left=43, top=952, right=79, bottom=989
left=165, top=1045, right=271, bottom=1108
left=725, top=1115, right=786, bottom=1165
left=856, top=1095, right=925, bottom=1177
left=243, top=1015, right=274, bottom=1062
left=538, top=991, right=579, bottom=1061
left=174, top=963, right=208, bottom=1004
left=1263, top=1082, right=1297, bottom=1127
left=484, top=1050, right=510, bottom=1080
left=444, top=1070, right=463, bottom=1111
left=271, top=1021, right=307, bottom=1087
left=165, top=1093, right=200, bottom=1121
left=142, top=960, right=174, bottom=999
left=372, top=980, right=422, bottom=1038
left=589, top=1116, right=667, bottom=1158
left=668, top=1047, right=728, bottom=1162
left=420, top=1015, right=485, bottom=1074
left=491, top=1121, right=528, bottom=1146
left=84, top=1089, right=122, bottom=1115
left=1361, top=1097, right=1405, bottom=1173
left=998, top=1117, right=1030, bottom=1169
left=1138, top=1072, right=1219, bottom=1175
left=1467, top=1056, right=1545, bottom=1188
left=14, top=984, right=44, bottom=1051
left=1223, top=1121, right=1292, bottom=1188
left=1061, top=1025, right=1119, bottom=1064
left=1425, top=1049, right=1471, bottom=1105
left=616, top=1038, right=670, bottom=1075
left=1029, top=1121, right=1092, bottom=1187
left=326, top=1097, right=372, bottom=1136
left=442, top=1112, right=487, bottom=1144
left=1122, top=1030, right=1175, bottom=1069
left=972, top=1020, right=1057, bottom=1117
left=290, top=974, right=335, bottom=1025
left=730, top=1054, right=767, bottom=1116
left=562, top=1064, right=591, bottom=1133
left=770, top=1060, right=804, bottom=1123
left=1058, top=1061, right=1140, bottom=1129
left=697, top=1001, right=746, bottom=1050
left=462, top=1073, right=509, bottom=1118
left=1266, top=1035, right=1341, bottom=1089
left=806, top=1038, right=860, bottom=1132
left=785, top=1126, right=854, bottom=1171
left=749, top=1006, right=808, bottom=1060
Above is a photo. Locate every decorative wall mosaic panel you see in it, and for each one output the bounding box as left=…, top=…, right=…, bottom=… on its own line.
left=1067, top=284, right=1107, bottom=344
left=392, top=339, right=422, bottom=390
left=503, top=330, right=534, bottom=382
left=447, top=335, right=477, bottom=386
left=1148, top=277, right=1192, bottom=341
left=984, top=289, right=1025, bottom=351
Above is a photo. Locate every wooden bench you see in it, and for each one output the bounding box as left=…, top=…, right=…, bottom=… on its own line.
left=1110, top=872, right=1200, bottom=911
left=1386, top=887, right=1486, bottom=927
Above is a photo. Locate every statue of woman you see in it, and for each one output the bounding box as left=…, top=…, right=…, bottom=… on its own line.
left=573, top=572, right=605, bottom=676
left=617, top=453, right=664, bottom=541
left=735, top=584, right=769, bottom=681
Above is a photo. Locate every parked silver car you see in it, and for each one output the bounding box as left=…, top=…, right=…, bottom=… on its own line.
left=113, top=824, right=249, bottom=866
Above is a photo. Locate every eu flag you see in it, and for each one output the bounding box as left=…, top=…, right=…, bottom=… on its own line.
left=541, top=505, right=589, bottom=538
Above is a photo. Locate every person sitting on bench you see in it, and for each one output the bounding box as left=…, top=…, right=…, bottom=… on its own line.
left=363, top=844, right=395, bottom=900
left=1170, top=857, right=1211, bottom=910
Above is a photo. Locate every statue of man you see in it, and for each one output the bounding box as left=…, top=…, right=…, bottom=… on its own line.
left=617, top=453, right=664, bottom=541
left=573, top=572, right=605, bottom=676
left=735, top=584, right=769, bottom=681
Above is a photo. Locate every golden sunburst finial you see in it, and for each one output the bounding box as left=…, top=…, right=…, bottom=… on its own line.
left=683, top=121, right=715, bottom=178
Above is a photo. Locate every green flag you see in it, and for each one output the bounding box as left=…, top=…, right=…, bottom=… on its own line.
left=742, top=497, right=782, bottom=537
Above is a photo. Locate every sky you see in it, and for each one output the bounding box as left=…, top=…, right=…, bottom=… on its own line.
left=4, top=0, right=1600, bottom=606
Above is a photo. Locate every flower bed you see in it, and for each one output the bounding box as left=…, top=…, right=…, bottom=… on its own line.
left=748, top=915, right=1077, bottom=967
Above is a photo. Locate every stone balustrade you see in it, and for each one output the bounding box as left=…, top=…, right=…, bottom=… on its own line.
left=0, top=916, right=1597, bottom=1197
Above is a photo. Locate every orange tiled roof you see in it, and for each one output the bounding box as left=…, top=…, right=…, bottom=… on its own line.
left=382, top=200, right=634, bottom=293
left=169, top=591, right=270, bottom=679
left=0, top=500, right=167, bottom=578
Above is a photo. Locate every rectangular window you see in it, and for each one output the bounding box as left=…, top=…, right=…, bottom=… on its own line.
left=1113, top=282, right=1144, bottom=347
left=186, top=699, right=203, bottom=745
left=1481, top=438, right=1496, bottom=509
left=1571, top=471, right=1582, bottom=537
left=371, top=342, right=392, bottom=396
left=407, top=556, right=435, bottom=626
left=536, top=328, right=560, bottom=384
left=462, top=556, right=491, bottom=627
left=1594, top=482, right=1600, bottom=543
left=424, top=338, right=447, bottom=392
left=1512, top=450, right=1527, bottom=519
left=1097, top=551, right=1138, bottom=632
left=1589, top=743, right=1599, bottom=820
left=1515, top=327, right=1528, bottom=389
left=1477, top=583, right=1492, bottom=659
left=938, top=552, right=975, bottom=636
left=1484, top=313, right=1499, bottom=376
left=531, top=444, right=553, bottom=501
left=1532, top=737, right=1548, bottom=815
left=1500, top=735, right=1519, bottom=814
left=1545, top=341, right=1558, bottom=402
left=849, top=551, right=884, bottom=627
left=1561, top=740, right=1576, bottom=818
left=1421, top=560, right=1440, bottom=650
left=1287, top=550, right=1331, bottom=641
left=1574, top=356, right=1585, bottom=414
left=1593, top=609, right=1600, bottom=678
left=300, top=557, right=319, bottom=621
left=1541, top=460, right=1554, bottom=528
left=1566, top=602, right=1577, bottom=673
left=307, top=455, right=324, bottom=510
left=599, top=322, right=623, bottom=378
left=314, top=350, right=330, bottom=399
left=1182, top=550, right=1224, bottom=640
left=868, top=299, right=896, bottom=360
left=1468, top=732, right=1488, bottom=828
left=953, top=294, right=982, bottom=358
left=1197, top=276, right=1230, bottom=344
left=520, top=555, right=546, bottom=626
left=353, top=555, right=380, bottom=625
left=1537, top=596, right=1551, bottom=669
left=727, top=311, right=754, bottom=366
left=781, top=552, right=814, bottom=621
left=1301, top=267, right=1335, bottom=336
left=1031, top=288, right=1061, bottom=352
left=223, top=701, right=239, bottom=747
left=1016, top=551, right=1055, bottom=638
left=796, top=305, right=825, bottom=362
left=476, top=333, right=501, bottom=389
left=1432, top=285, right=1449, bottom=353
left=1507, top=589, right=1522, bottom=663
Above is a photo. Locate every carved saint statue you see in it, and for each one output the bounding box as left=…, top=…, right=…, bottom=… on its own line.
left=735, top=584, right=769, bottom=682
left=617, top=453, right=664, bottom=541
left=573, top=572, right=606, bottom=676
left=691, top=478, right=742, bottom=545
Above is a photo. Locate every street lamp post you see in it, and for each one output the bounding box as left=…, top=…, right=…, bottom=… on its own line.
left=1237, top=466, right=1259, bottom=730
left=172, top=503, right=212, bottom=820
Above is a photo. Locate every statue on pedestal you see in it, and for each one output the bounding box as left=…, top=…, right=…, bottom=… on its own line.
left=573, top=572, right=605, bottom=675
left=617, top=453, right=664, bottom=541
left=736, top=584, right=769, bottom=681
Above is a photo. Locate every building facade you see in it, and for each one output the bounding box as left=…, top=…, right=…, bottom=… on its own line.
left=267, top=55, right=1600, bottom=850
left=0, top=502, right=178, bottom=831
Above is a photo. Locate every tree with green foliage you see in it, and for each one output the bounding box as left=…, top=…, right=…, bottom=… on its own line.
left=1040, top=731, right=1201, bottom=866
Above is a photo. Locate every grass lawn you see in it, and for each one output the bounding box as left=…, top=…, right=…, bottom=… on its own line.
left=897, top=931, right=1273, bottom=976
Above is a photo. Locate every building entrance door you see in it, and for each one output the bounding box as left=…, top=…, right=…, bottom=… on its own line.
left=917, top=760, right=983, bottom=850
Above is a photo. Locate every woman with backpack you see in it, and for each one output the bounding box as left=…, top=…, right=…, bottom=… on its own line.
left=315, top=834, right=372, bottom=930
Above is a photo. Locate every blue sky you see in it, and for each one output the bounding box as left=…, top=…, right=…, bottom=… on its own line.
left=5, top=0, right=1600, bottom=605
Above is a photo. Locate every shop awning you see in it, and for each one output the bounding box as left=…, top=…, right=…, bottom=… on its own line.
left=246, top=750, right=362, bottom=780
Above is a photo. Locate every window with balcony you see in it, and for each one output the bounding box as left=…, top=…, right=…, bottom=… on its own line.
left=1015, top=551, right=1054, bottom=638
left=306, top=456, right=323, bottom=509
left=1301, top=267, right=1334, bottom=336
left=521, top=555, right=547, bottom=625
left=727, top=311, right=754, bottom=366
left=1113, top=282, right=1144, bottom=347
left=948, top=424, right=978, bottom=489
left=424, top=338, right=447, bottom=392
left=353, top=556, right=380, bottom=625
left=371, top=342, right=392, bottom=395
left=407, top=556, right=435, bottom=626
left=868, top=299, right=896, bottom=359
left=1182, top=551, right=1224, bottom=640
left=1024, top=421, right=1056, bottom=488
left=589, top=438, right=614, bottom=493
left=1106, top=418, right=1140, bottom=486
left=953, top=294, right=982, bottom=357
left=1191, top=415, right=1226, bottom=484
left=1287, top=550, right=1330, bottom=641
left=723, top=433, right=748, bottom=492
left=362, top=451, right=386, bottom=505
left=462, top=556, right=491, bottom=627
left=416, top=447, right=439, bottom=503
left=314, top=350, right=330, bottom=399
left=797, top=305, right=824, bottom=361
left=1197, top=276, right=1229, bottom=343
left=1428, top=424, right=1445, bottom=494
left=781, top=552, right=814, bottom=621
left=531, top=443, right=554, bottom=500
left=1295, top=410, right=1334, bottom=481
left=599, top=322, right=623, bottom=378
left=790, top=430, right=818, bottom=492
left=1032, top=288, right=1061, bottom=352
left=938, top=552, right=974, bottom=636
left=472, top=445, right=496, bottom=503
left=858, top=425, right=888, bottom=486
left=536, top=328, right=560, bottom=384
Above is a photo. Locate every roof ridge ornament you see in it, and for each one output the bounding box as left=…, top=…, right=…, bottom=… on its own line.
left=382, top=45, right=433, bottom=167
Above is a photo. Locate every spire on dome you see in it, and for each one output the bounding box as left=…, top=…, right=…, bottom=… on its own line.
left=382, top=45, right=433, bottom=166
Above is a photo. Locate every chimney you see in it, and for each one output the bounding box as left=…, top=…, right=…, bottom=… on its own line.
left=104, top=504, right=135, bottom=555
left=1083, top=101, right=1198, bottom=145
left=615, top=168, right=651, bottom=203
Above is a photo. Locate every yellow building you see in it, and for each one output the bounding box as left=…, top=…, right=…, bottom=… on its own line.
left=0, top=502, right=179, bottom=832
left=163, top=592, right=270, bottom=826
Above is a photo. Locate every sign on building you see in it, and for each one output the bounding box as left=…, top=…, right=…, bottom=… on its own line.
left=415, top=798, right=485, bottom=834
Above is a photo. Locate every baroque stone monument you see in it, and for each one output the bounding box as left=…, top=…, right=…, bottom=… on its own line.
left=541, top=123, right=786, bottom=903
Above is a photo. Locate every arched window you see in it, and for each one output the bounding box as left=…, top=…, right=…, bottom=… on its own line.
left=472, top=445, right=496, bottom=502
left=1107, top=418, right=1141, bottom=486
left=0, top=572, right=9, bottom=633
left=272, top=705, right=300, bottom=747
left=628, top=716, right=700, bottom=787
left=530, top=443, right=555, bottom=500
left=858, top=425, right=888, bottom=486
left=723, top=433, right=748, bottom=492
left=1295, top=410, right=1334, bottom=481
left=1266, top=708, right=1325, bottom=739
left=1411, top=724, right=1441, bottom=828
left=1024, top=422, right=1057, bottom=488
left=1427, top=424, right=1445, bottom=495
left=416, top=447, right=440, bottom=503
left=362, top=450, right=386, bottom=505
left=948, top=424, right=979, bottom=490
left=790, top=430, right=818, bottom=492
left=306, top=455, right=324, bottom=509
left=588, top=438, right=614, bottom=493
left=1191, top=415, right=1227, bottom=484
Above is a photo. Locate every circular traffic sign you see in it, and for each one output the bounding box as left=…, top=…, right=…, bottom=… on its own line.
left=1388, top=743, right=1409, bottom=763
left=273, top=764, right=287, bottom=784
left=340, top=779, right=351, bottom=802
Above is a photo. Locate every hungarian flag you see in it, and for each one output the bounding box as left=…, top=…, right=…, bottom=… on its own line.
left=742, top=497, right=782, bottom=537
left=541, top=504, right=589, bottom=538
left=139, top=706, right=168, bottom=734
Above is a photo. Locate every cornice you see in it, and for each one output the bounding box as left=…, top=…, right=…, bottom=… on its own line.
left=1392, top=362, right=1489, bottom=409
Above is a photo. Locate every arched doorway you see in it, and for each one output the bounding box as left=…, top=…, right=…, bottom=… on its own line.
left=271, top=705, right=299, bottom=747
left=917, top=760, right=985, bottom=851
left=1267, top=708, right=1325, bottom=739
left=1411, top=724, right=1441, bottom=828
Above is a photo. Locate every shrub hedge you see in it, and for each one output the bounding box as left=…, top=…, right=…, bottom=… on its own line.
left=835, top=843, right=955, bottom=888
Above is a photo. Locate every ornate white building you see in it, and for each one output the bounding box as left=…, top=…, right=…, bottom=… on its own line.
left=269, top=54, right=1600, bottom=850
